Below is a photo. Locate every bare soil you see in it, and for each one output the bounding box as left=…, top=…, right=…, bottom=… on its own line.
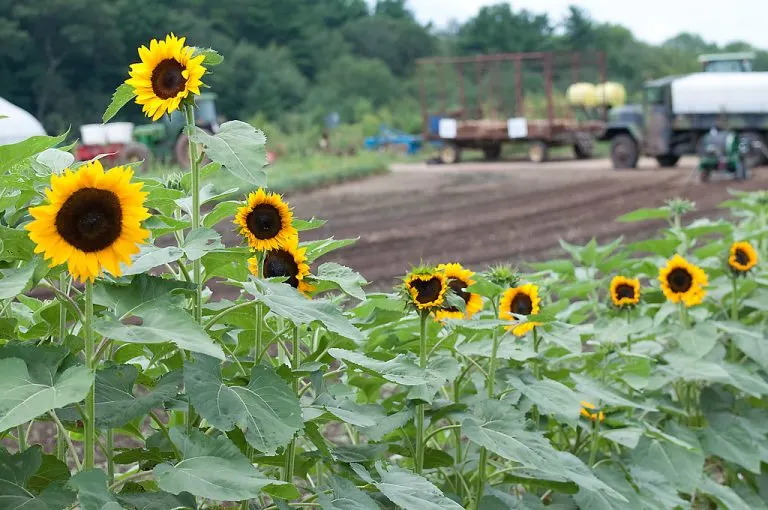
left=239, top=156, right=767, bottom=289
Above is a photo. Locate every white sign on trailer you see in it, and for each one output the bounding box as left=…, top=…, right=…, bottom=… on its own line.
left=438, top=118, right=457, bottom=139
left=507, top=118, right=528, bottom=139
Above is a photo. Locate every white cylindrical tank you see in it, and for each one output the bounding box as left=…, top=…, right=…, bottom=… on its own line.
left=671, top=72, right=768, bottom=114
left=0, top=97, right=46, bottom=145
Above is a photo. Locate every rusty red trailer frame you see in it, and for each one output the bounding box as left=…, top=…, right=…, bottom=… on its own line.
left=416, top=51, right=608, bottom=163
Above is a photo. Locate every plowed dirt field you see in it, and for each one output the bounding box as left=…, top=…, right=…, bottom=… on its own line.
left=255, top=156, right=767, bottom=289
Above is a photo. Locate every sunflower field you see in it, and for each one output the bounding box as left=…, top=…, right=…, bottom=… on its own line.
left=1, top=35, right=768, bottom=510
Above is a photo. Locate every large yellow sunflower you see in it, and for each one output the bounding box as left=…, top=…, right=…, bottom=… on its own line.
left=658, top=254, right=708, bottom=307
left=580, top=401, right=605, bottom=422
left=405, top=271, right=448, bottom=310
left=728, top=241, right=758, bottom=274
left=125, top=33, right=207, bottom=121
left=234, top=188, right=297, bottom=251
left=434, top=263, right=483, bottom=321
left=609, top=276, right=640, bottom=308
left=26, top=160, right=150, bottom=283
left=499, top=283, right=541, bottom=336
left=248, top=241, right=312, bottom=295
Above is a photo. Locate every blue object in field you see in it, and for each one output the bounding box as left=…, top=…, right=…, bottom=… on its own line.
left=364, top=125, right=424, bottom=155
left=428, top=115, right=442, bottom=136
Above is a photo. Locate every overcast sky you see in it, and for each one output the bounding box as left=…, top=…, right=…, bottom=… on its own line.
left=403, top=0, right=768, bottom=48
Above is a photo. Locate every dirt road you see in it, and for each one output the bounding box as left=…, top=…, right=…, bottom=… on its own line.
left=264, top=156, right=767, bottom=288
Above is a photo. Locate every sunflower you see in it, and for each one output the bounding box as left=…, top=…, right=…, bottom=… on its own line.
left=234, top=188, right=297, bottom=251
left=434, top=263, right=483, bottom=321
left=26, top=160, right=150, bottom=283
left=580, top=401, right=605, bottom=422
left=658, top=254, right=708, bottom=307
left=499, top=283, right=541, bottom=336
left=404, top=270, right=448, bottom=310
left=609, top=276, right=640, bottom=308
left=248, top=241, right=312, bottom=295
left=728, top=241, right=758, bottom=274
left=125, top=33, right=207, bottom=121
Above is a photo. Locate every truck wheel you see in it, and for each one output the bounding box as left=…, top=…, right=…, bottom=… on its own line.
left=573, top=133, right=594, bottom=159
left=739, top=132, right=766, bottom=168
left=528, top=141, right=548, bottom=163
left=439, top=143, right=461, bottom=164
left=483, top=144, right=502, bottom=161
left=655, top=155, right=680, bottom=168
left=118, top=142, right=152, bottom=171
left=610, top=134, right=639, bottom=169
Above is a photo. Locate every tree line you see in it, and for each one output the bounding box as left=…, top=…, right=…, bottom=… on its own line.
left=1, top=0, right=766, bottom=136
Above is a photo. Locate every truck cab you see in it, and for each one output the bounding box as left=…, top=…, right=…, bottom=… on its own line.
left=698, top=52, right=755, bottom=73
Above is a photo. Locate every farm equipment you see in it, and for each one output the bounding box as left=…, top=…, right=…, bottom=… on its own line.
left=363, top=125, right=426, bottom=155
left=599, top=52, right=768, bottom=170
left=696, top=129, right=751, bottom=181
left=417, top=51, right=611, bottom=164
left=75, top=93, right=219, bottom=169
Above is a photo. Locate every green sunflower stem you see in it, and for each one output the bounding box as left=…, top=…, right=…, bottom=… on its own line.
left=84, top=279, right=96, bottom=471
left=474, top=318, right=500, bottom=509
left=588, top=417, right=602, bottom=467
left=57, top=272, right=68, bottom=461
left=531, top=328, right=541, bottom=425
left=678, top=302, right=690, bottom=329
left=283, top=326, right=301, bottom=483
left=415, top=311, right=429, bottom=475
left=255, top=252, right=265, bottom=364
left=729, top=276, right=739, bottom=362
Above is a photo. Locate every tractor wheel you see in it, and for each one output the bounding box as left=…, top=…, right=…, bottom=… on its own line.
left=528, top=141, right=548, bottom=163
left=175, top=132, right=211, bottom=168
left=610, top=134, right=639, bottom=169
left=439, top=143, right=462, bottom=164
left=739, top=132, right=767, bottom=168
left=573, top=133, right=594, bottom=159
left=655, top=155, right=680, bottom=168
left=118, top=142, right=152, bottom=171
left=483, top=144, right=502, bottom=161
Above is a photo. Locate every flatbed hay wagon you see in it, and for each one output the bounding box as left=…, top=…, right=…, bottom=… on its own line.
left=417, top=51, right=614, bottom=164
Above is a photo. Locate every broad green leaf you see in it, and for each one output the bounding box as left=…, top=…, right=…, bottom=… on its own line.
left=602, top=428, right=643, bottom=449
left=181, top=228, right=225, bottom=261
left=629, top=466, right=689, bottom=510
left=631, top=431, right=704, bottom=492
left=202, top=200, right=239, bottom=229
left=35, top=148, right=74, bottom=174
left=68, top=469, right=122, bottom=510
left=294, top=218, right=327, bottom=231
left=458, top=335, right=538, bottom=361
left=0, top=447, right=76, bottom=510
left=302, top=238, right=357, bottom=262
left=116, top=490, right=196, bottom=510
left=188, top=121, right=266, bottom=186
left=0, top=349, right=93, bottom=431
left=192, top=47, right=224, bottom=66
left=28, top=453, right=70, bottom=493
left=329, top=349, right=458, bottom=386
left=698, top=477, right=752, bottom=510
left=184, top=355, right=302, bottom=455
left=58, top=366, right=181, bottom=428
left=676, top=322, right=719, bottom=357
left=506, top=375, right=582, bottom=423
left=616, top=207, right=669, bottom=222
left=312, top=393, right=386, bottom=428
left=246, top=280, right=363, bottom=342
left=333, top=444, right=388, bottom=463
left=317, top=475, right=379, bottom=510
left=154, top=428, right=296, bottom=501
left=373, top=462, right=463, bottom=510
left=103, top=83, right=137, bottom=123
left=570, top=374, right=656, bottom=411
left=359, top=409, right=413, bottom=441
left=120, top=245, right=184, bottom=276
left=662, top=351, right=768, bottom=397
left=0, top=132, right=67, bottom=173
left=94, top=274, right=193, bottom=317
left=312, top=263, right=368, bottom=300
left=699, top=412, right=768, bottom=474
left=717, top=321, right=768, bottom=371
left=625, top=239, right=679, bottom=257
left=0, top=226, right=36, bottom=262
left=0, top=261, right=37, bottom=299
left=93, top=300, right=225, bottom=360
left=573, top=464, right=644, bottom=510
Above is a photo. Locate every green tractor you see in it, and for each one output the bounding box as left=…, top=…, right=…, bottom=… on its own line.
left=133, top=92, right=220, bottom=168
left=696, top=128, right=751, bottom=181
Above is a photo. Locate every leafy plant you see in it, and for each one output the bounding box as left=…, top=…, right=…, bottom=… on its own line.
left=1, top=37, right=767, bottom=510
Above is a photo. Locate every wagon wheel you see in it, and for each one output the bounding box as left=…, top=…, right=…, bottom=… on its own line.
left=528, top=141, right=548, bottom=163
left=117, top=142, right=152, bottom=171
left=439, top=143, right=461, bottom=164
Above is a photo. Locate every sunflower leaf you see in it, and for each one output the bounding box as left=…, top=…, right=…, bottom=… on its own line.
left=193, top=47, right=224, bottom=66
left=615, top=207, right=670, bottom=223
left=0, top=260, right=37, bottom=299
left=311, top=263, right=368, bottom=300
left=0, top=447, right=76, bottom=510
left=103, top=83, right=136, bottom=123
left=372, top=462, right=464, bottom=510
left=68, top=469, right=122, bottom=510
left=0, top=131, right=68, bottom=174
left=189, top=121, right=266, bottom=187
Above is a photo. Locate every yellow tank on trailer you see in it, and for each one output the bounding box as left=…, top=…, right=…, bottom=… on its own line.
left=595, top=82, right=627, bottom=107
left=566, top=82, right=597, bottom=107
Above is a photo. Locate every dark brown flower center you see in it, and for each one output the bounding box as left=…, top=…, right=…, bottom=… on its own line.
left=734, top=248, right=750, bottom=267
left=246, top=204, right=282, bottom=240
left=55, top=188, right=122, bottom=252
left=615, top=284, right=636, bottom=300
left=151, top=59, right=187, bottom=100
left=510, top=293, right=533, bottom=315
left=443, top=278, right=470, bottom=312
left=667, top=267, right=693, bottom=293
left=410, top=277, right=443, bottom=304
left=264, top=249, right=299, bottom=288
